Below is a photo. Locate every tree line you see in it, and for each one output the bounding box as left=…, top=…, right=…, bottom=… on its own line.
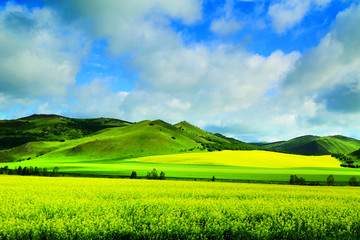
left=130, top=168, right=166, bottom=180
left=0, top=166, right=59, bottom=176
left=290, top=174, right=358, bottom=186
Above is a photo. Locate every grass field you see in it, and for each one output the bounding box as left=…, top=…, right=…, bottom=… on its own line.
left=1, top=150, right=360, bottom=183
left=1, top=175, right=360, bottom=239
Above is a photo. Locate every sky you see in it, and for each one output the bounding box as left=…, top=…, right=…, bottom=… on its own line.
left=0, top=0, right=359, bottom=142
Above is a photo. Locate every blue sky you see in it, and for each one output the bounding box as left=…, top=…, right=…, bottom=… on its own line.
left=0, top=0, right=359, bottom=142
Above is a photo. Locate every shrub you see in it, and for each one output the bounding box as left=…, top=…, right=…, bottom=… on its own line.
left=349, top=177, right=358, bottom=186
left=52, top=167, right=59, bottom=176
left=327, top=175, right=335, bottom=186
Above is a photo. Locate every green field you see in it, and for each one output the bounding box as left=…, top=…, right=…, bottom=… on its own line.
left=2, top=150, right=360, bottom=183
left=1, top=175, right=360, bottom=239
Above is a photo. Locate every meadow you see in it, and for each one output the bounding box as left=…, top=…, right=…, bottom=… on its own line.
left=1, top=175, right=360, bottom=239
left=2, top=150, right=360, bottom=184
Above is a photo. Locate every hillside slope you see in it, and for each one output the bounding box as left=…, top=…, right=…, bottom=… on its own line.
left=261, top=135, right=360, bottom=155
left=0, top=114, right=131, bottom=150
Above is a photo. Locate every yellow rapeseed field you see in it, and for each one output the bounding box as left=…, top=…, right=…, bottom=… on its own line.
left=128, top=150, right=340, bottom=168
left=1, top=175, right=360, bottom=239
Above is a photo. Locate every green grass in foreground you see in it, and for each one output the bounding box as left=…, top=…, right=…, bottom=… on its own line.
left=1, top=175, right=360, bottom=239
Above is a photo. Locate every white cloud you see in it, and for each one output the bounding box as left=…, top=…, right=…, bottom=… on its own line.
left=44, top=0, right=202, bottom=55
left=0, top=2, right=88, bottom=112
left=268, top=0, right=333, bottom=33
left=113, top=45, right=300, bottom=124
left=280, top=4, right=360, bottom=99
left=38, top=0, right=301, bottom=138
left=263, top=3, right=360, bottom=139
left=268, top=0, right=311, bottom=33
left=69, top=78, right=129, bottom=119
left=3, top=0, right=359, bottom=142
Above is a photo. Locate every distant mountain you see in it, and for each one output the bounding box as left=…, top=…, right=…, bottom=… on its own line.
left=0, top=117, right=262, bottom=163
left=259, top=135, right=360, bottom=156
left=0, top=115, right=131, bottom=150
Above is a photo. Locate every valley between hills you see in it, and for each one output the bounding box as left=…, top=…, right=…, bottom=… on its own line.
left=1, top=114, right=360, bottom=184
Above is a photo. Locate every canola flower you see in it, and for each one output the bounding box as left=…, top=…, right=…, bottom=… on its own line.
left=1, top=175, right=360, bottom=239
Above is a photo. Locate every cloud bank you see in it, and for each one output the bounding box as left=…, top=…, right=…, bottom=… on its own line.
left=0, top=0, right=360, bottom=142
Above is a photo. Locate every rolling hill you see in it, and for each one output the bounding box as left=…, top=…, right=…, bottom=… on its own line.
left=0, top=117, right=261, bottom=163
left=258, top=135, right=360, bottom=156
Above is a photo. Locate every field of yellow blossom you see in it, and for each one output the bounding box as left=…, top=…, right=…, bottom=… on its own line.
left=1, top=175, right=360, bottom=239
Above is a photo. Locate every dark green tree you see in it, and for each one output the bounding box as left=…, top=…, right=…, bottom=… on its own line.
left=349, top=177, right=358, bottom=186
left=130, top=171, right=137, bottom=179
left=22, top=167, right=29, bottom=175
left=17, top=166, right=23, bottom=175
left=298, top=177, right=306, bottom=185
left=151, top=168, right=158, bottom=179
left=290, top=175, right=296, bottom=185
left=34, top=167, right=39, bottom=176
left=146, top=172, right=151, bottom=179
left=212, top=176, right=216, bottom=182
left=29, top=166, right=34, bottom=175
left=3, top=166, right=8, bottom=174
left=327, top=175, right=335, bottom=186
left=52, top=167, right=59, bottom=176
left=43, top=168, right=48, bottom=176
left=159, top=171, right=165, bottom=180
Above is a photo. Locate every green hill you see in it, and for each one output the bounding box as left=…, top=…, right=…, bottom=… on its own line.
left=0, top=118, right=261, bottom=163
left=0, top=114, right=131, bottom=150
left=260, top=135, right=360, bottom=156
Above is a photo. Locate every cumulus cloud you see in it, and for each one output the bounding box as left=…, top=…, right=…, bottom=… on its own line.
left=280, top=4, right=360, bottom=102
left=100, top=45, right=300, bottom=126
left=268, top=0, right=332, bottom=33
left=0, top=3, right=87, bottom=103
left=3, top=0, right=358, bottom=141
left=35, top=0, right=300, bottom=139
left=268, top=3, right=360, bottom=139
left=41, top=0, right=202, bottom=55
